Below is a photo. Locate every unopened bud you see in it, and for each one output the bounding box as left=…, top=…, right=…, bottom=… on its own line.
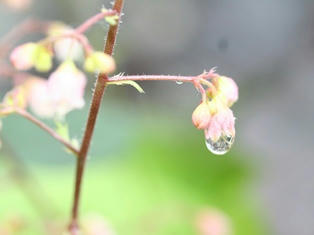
left=47, top=22, right=84, bottom=61
left=192, top=101, right=212, bottom=130
left=10, top=43, right=37, bottom=70
left=214, top=76, right=238, bottom=107
left=47, top=60, right=86, bottom=118
left=205, top=105, right=235, bottom=142
left=33, top=45, right=53, bottom=72
left=10, top=43, right=53, bottom=72
left=84, top=52, right=116, bottom=74
left=0, top=86, right=27, bottom=116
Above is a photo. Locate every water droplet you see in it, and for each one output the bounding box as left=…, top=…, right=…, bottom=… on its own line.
left=176, top=81, right=183, bottom=85
left=205, top=135, right=234, bottom=155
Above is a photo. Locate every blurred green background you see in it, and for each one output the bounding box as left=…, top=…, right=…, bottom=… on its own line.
left=1, top=0, right=313, bottom=234
left=0, top=102, right=268, bottom=234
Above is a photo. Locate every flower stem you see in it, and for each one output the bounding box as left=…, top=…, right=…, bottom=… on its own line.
left=15, top=108, right=79, bottom=155
left=108, top=75, right=197, bottom=83
left=75, top=10, right=118, bottom=35
left=68, top=0, right=124, bottom=233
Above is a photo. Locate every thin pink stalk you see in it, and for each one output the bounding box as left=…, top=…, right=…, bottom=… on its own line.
left=108, top=75, right=197, bottom=83
left=15, top=108, right=79, bottom=156
left=75, top=10, right=117, bottom=34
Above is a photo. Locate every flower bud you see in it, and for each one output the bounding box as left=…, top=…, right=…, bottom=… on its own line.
left=205, top=105, right=235, bottom=142
left=27, top=78, right=55, bottom=118
left=47, top=22, right=84, bottom=61
left=10, top=43, right=53, bottom=72
left=192, top=101, right=212, bottom=130
left=33, top=45, right=53, bottom=72
left=27, top=61, right=86, bottom=119
left=47, top=61, right=86, bottom=118
left=10, top=43, right=37, bottom=70
left=3, top=86, right=27, bottom=109
left=214, top=76, right=238, bottom=107
left=0, top=86, right=27, bottom=116
left=84, top=52, right=116, bottom=74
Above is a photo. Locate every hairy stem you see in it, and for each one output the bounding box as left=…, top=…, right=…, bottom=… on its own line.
left=75, top=10, right=118, bottom=34
left=68, top=0, right=124, bottom=233
left=15, top=108, right=79, bottom=155
left=108, top=75, right=198, bottom=83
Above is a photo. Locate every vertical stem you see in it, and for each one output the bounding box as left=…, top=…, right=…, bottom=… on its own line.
left=68, top=0, right=124, bottom=233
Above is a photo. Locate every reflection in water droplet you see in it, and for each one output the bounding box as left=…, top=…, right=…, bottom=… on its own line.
left=175, top=81, right=183, bottom=85
left=205, top=134, right=234, bottom=155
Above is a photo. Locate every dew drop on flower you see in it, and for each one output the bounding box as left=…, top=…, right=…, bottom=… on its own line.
left=176, top=81, right=183, bottom=85
left=205, top=135, right=234, bottom=155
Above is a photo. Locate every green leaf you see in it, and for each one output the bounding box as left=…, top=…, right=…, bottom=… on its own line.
left=107, top=80, right=145, bottom=94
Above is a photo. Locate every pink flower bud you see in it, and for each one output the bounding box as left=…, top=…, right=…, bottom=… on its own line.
left=47, top=22, right=84, bottom=61
left=205, top=105, right=235, bottom=142
left=10, top=43, right=37, bottom=70
left=84, top=52, right=116, bottom=74
left=196, top=209, right=232, bottom=235
left=3, top=86, right=27, bottom=109
left=214, top=76, right=238, bottom=107
left=192, top=101, right=212, bottom=130
left=27, top=79, right=56, bottom=118
left=54, top=37, right=84, bottom=62
left=27, top=61, right=86, bottom=119
left=47, top=61, right=86, bottom=118
left=0, top=86, right=27, bottom=116
left=10, top=43, right=53, bottom=72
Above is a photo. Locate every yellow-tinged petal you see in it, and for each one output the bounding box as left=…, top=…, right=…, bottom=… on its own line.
left=84, top=52, right=116, bottom=74
left=33, top=45, right=53, bottom=72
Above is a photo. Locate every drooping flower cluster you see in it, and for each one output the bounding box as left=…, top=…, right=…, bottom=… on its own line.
left=27, top=61, right=87, bottom=118
left=2, top=19, right=116, bottom=120
left=10, top=42, right=52, bottom=72
left=192, top=72, right=238, bottom=155
left=46, top=22, right=84, bottom=62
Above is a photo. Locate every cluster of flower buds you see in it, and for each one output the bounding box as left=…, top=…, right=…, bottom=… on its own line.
left=10, top=42, right=53, bottom=72
left=2, top=19, right=117, bottom=120
left=192, top=71, right=238, bottom=155
left=46, top=22, right=84, bottom=62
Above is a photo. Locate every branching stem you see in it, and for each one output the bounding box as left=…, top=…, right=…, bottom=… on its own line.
left=75, top=10, right=118, bottom=34
left=15, top=108, right=79, bottom=156
left=108, top=75, right=197, bottom=83
left=68, top=0, right=124, bottom=234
